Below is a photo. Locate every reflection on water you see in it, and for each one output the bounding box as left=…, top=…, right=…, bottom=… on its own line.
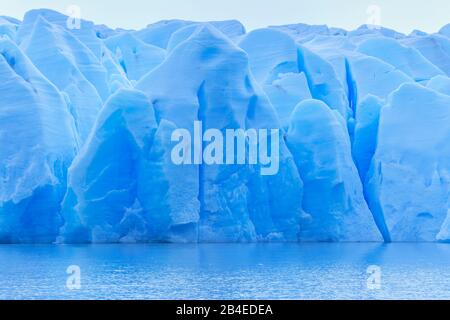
left=0, top=243, right=450, bottom=299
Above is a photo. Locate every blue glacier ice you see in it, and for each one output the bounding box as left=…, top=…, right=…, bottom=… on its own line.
left=286, top=99, right=381, bottom=241
left=17, top=9, right=130, bottom=101
left=60, top=89, right=174, bottom=243
left=352, top=95, right=382, bottom=182
left=357, top=37, right=444, bottom=82
left=105, top=33, right=166, bottom=81
left=0, top=16, right=19, bottom=40
left=1, top=8, right=450, bottom=243
left=239, top=28, right=312, bottom=128
left=427, top=75, right=450, bottom=95
left=134, top=19, right=245, bottom=49
left=365, top=83, right=450, bottom=241
left=19, top=16, right=103, bottom=143
left=297, top=45, right=349, bottom=118
left=401, top=35, right=450, bottom=77
left=0, top=39, right=78, bottom=242
left=136, top=25, right=303, bottom=242
left=345, top=53, right=413, bottom=105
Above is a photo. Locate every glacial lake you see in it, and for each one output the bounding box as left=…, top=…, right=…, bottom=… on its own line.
left=0, top=243, right=450, bottom=300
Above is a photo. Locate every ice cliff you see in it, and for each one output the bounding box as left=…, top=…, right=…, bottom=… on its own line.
left=1, top=9, right=450, bottom=243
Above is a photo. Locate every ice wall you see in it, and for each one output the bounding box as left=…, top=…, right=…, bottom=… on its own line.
left=1, top=9, right=450, bottom=242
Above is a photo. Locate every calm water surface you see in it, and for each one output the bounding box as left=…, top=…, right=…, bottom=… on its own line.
left=0, top=243, right=449, bottom=300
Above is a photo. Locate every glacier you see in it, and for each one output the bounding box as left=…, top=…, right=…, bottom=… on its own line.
left=1, top=9, right=450, bottom=243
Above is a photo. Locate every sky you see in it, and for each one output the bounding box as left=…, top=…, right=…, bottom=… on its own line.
left=1, top=0, right=449, bottom=34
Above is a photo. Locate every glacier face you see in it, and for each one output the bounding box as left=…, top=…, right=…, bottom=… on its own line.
left=0, top=38, right=78, bottom=242
left=1, top=9, right=450, bottom=243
